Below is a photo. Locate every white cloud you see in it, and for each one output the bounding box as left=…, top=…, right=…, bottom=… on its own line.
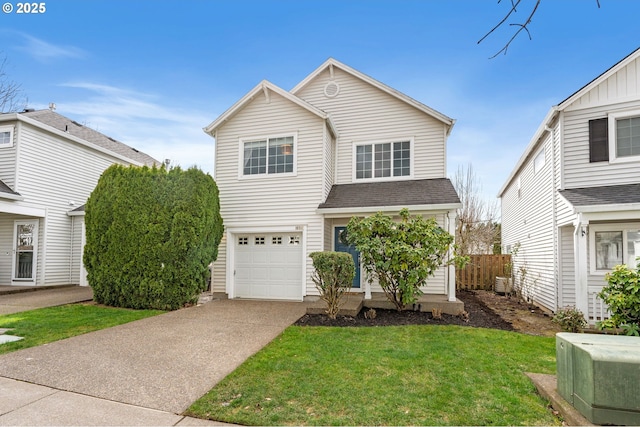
left=17, top=34, right=86, bottom=62
left=53, top=82, right=216, bottom=174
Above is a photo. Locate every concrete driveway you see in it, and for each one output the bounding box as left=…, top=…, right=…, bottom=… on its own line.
left=0, top=286, right=93, bottom=315
left=0, top=298, right=307, bottom=418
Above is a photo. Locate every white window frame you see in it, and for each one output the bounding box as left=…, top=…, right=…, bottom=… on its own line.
left=533, top=148, right=545, bottom=174
left=589, top=223, right=640, bottom=275
left=608, top=109, right=640, bottom=163
left=0, top=125, right=15, bottom=148
left=238, top=133, right=298, bottom=180
left=351, top=137, right=414, bottom=182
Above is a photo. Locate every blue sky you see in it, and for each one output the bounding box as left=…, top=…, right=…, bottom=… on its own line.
left=2, top=0, right=639, bottom=206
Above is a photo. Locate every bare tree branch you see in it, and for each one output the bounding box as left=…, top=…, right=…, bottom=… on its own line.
left=479, top=0, right=602, bottom=59
left=0, top=54, right=26, bottom=113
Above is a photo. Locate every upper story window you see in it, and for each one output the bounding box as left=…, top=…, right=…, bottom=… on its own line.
left=604, top=110, right=640, bottom=163
left=0, top=125, right=14, bottom=148
left=615, top=116, right=640, bottom=157
left=241, top=135, right=295, bottom=177
left=354, top=140, right=411, bottom=180
left=533, top=148, right=545, bottom=174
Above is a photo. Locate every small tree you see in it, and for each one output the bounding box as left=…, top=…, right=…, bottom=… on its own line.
left=345, top=208, right=463, bottom=311
left=84, top=164, right=223, bottom=310
left=310, top=252, right=355, bottom=319
left=598, top=264, right=640, bottom=336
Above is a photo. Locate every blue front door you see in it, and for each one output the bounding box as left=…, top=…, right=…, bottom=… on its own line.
left=334, top=226, right=360, bottom=288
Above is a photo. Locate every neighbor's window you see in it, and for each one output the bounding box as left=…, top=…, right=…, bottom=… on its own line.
left=0, top=126, right=14, bottom=147
left=243, top=136, right=294, bottom=176
left=355, top=140, right=410, bottom=179
left=616, top=116, right=640, bottom=157
left=592, top=226, right=640, bottom=272
left=534, top=148, right=545, bottom=174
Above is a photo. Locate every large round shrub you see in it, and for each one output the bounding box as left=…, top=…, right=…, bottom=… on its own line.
left=84, top=165, right=223, bottom=310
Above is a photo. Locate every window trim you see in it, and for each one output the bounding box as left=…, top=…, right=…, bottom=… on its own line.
left=589, top=222, right=640, bottom=275
left=351, top=137, right=414, bottom=182
left=608, top=110, right=640, bottom=164
left=238, top=133, right=298, bottom=179
left=0, top=125, right=15, bottom=148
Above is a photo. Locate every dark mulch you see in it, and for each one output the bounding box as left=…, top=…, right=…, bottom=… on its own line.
left=294, top=290, right=515, bottom=331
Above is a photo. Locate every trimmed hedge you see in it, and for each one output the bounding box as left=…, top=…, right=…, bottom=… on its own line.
left=84, top=165, right=223, bottom=310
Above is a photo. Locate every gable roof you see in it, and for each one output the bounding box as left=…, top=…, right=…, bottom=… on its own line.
left=17, top=110, right=158, bottom=166
left=317, top=178, right=460, bottom=214
left=498, top=47, right=640, bottom=197
left=291, top=58, right=455, bottom=134
left=558, top=183, right=640, bottom=212
left=203, top=80, right=337, bottom=136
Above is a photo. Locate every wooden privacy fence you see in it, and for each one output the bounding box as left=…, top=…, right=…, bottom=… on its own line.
left=456, top=254, right=511, bottom=290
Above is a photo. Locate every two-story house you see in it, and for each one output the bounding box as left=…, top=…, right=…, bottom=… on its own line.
left=0, top=108, right=157, bottom=288
left=499, top=47, right=640, bottom=323
left=205, top=59, right=461, bottom=306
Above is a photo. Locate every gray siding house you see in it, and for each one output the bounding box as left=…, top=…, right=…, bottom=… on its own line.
left=0, top=109, right=157, bottom=288
left=499, top=47, right=640, bottom=323
left=205, top=59, right=461, bottom=302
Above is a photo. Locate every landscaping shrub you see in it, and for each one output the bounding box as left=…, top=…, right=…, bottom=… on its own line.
left=84, top=165, right=223, bottom=310
left=598, top=264, right=640, bottom=336
left=310, top=251, right=355, bottom=319
left=552, top=306, right=586, bottom=333
left=345, top=208, right=465, bottom=311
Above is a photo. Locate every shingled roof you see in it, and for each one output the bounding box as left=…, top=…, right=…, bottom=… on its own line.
left=558, top=183, right=640, bottom=207
left=20, top=110, right=158, bottom=166
left=318, top=178, right=460, bottom=210
left=0, top=178, right=21, bottom=198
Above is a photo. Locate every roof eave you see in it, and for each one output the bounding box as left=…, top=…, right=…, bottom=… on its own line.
left=291, top=58, right=455, bottom=128
left=316, top=202, right=461, bottom=217
left=204, top=80, right=329, bottom=136
left=574, top=202, right=640, bottom=214
left=0, top=192, right=24, bottom=201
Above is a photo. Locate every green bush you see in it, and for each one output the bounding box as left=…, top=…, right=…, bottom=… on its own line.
left=84, top=165, right=223, bottom=310
left=552, top=306, right=587, bottom=333
left=345, top=208, right=464, bottom=311
left=310, top=251, right=355, bottom=319
left=598, top=264, right=640, bottom=336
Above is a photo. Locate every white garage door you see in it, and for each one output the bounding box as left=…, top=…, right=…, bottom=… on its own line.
left=234, top=233, right=303, bottom=300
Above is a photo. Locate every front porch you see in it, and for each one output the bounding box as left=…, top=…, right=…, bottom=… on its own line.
left=306, top=293, right=464, bottom=317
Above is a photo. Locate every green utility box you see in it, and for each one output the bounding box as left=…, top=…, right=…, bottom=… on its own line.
left=556, top=333, right=640, bottom=425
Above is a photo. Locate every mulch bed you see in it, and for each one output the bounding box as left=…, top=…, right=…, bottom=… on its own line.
left=294, top=290, right=515, bottom=331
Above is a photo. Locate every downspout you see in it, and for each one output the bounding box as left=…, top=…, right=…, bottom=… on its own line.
left=545, top=123, right=558, bottom=312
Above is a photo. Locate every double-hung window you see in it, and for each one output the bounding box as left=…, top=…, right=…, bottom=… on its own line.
left=606, top=110, right=640, bottom=162
left=242, top=135, right=295, bottom=176
left=590, top=224, right=640, bottom=273
left=355, top=140, right=411, bottom=180
left=0, top=126, right=14, bottom=148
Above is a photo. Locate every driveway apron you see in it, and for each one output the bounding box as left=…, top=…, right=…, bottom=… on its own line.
left=0, top=299, right=306, bottom=414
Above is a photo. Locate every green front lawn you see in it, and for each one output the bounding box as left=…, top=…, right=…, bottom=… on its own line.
left=0, top=303, right=164, bottom=355
left=187, top=325, right=559, bottom=426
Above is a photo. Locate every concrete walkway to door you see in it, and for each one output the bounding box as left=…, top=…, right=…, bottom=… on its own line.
left=0, top=298, right=307, bottom=423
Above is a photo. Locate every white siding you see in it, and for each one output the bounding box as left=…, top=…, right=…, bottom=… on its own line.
left=69, top=216, right=83, bottom=285
left=214, top=90, right=326, bottom=296
left=559, top=226, right=576, bottom=308
left=0, top=122, right=17, bottom=189
left=12, top=123, right=134, bottom=285
left=500, top=132, right=557, bottom=312
left=563, top=100, right=640, bottom=189
left=295, top=67, right=447, bottom=184
left=323, top=124, right=334, bottom=199
left=211, top=233, right=226, bottom=293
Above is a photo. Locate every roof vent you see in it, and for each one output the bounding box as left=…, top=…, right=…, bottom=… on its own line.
left=324, top=81, right=340, bottom=98
left=22, top=108, right=35, bottom=113
left=49, top=102, right=56, bottom=111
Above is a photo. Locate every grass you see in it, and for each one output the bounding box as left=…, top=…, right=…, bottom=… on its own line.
left=0, top=303, right=164, bottom=355
left=187, top=325, right=559, bottom=426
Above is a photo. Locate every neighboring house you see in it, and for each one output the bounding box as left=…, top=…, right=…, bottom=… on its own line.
left=499, top=47, right=640, bottom=323
left=0, top=108, right=158, bottom=288
left=205, top=58, right=461, bottom=303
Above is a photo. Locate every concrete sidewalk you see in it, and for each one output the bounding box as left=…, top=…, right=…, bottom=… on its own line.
left=0, top=286, right=93, bottom=315
left=0, top=298, right=307, bottom=425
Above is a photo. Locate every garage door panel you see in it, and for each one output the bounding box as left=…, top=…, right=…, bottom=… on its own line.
left=234, top=232, right=303, bottom=300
